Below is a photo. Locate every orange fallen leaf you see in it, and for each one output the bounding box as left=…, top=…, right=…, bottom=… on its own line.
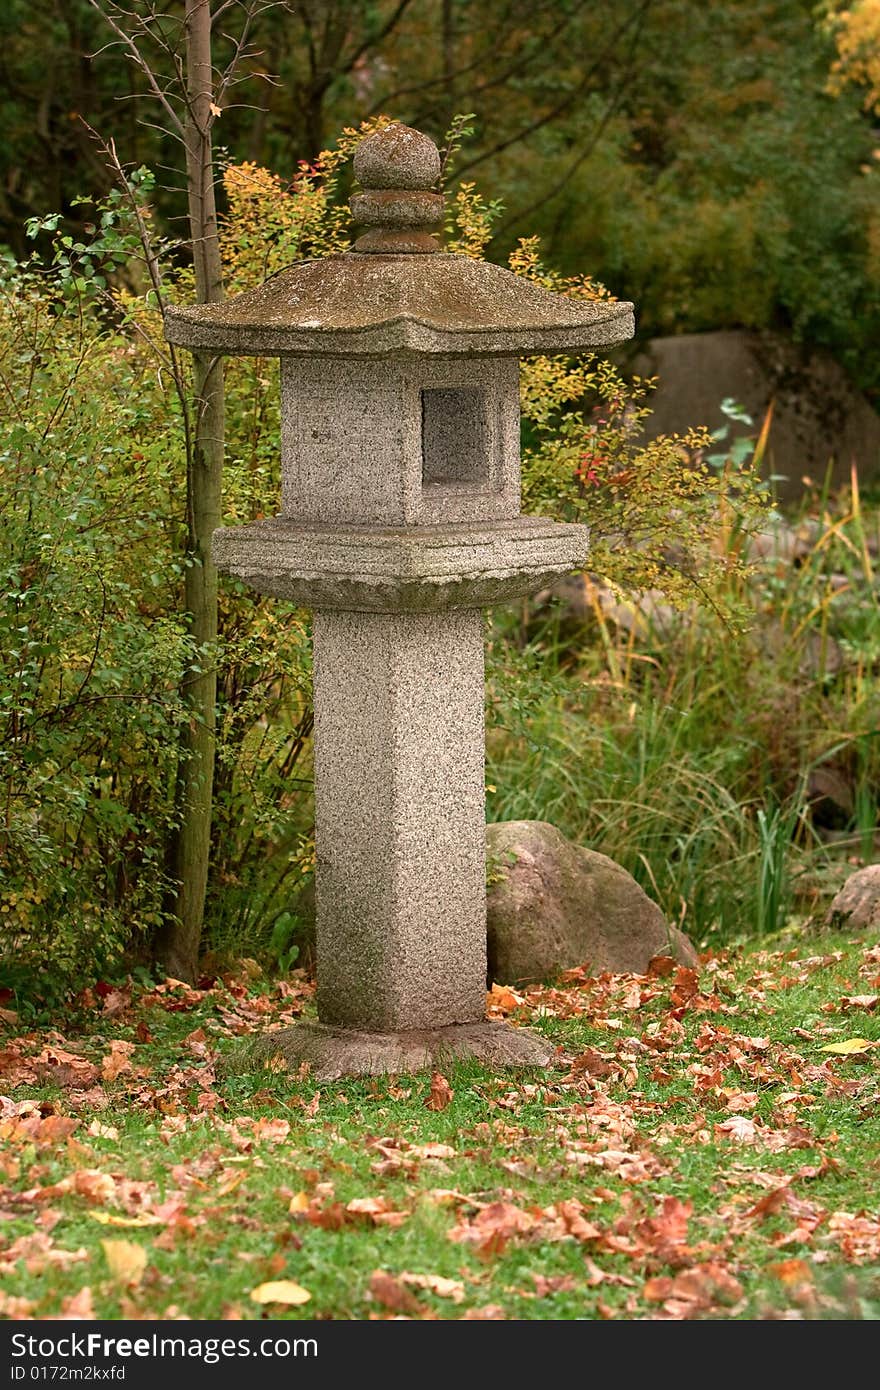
left=369, top=1270, right=424, bottom=1316
left=59, top=1287, right=95, bottom=1319
left=424, top=1073, right=453, bottom=1112
left=399, top=1272, right=465, bottom=1302
left=769, top=1258, right=814, bottom=1287
left=346, top=1196, right=409, bottom=1227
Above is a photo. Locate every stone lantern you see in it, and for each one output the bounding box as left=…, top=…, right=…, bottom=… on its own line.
left=164, top=123, right=634, bottom=1077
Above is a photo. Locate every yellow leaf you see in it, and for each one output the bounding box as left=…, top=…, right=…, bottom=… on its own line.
left=217, top=1171, right=245, bottom=1197
left=101, top=1239, right=148, bottom=1285
left=90, top=1212, right=161, bottom=1228
left=249, top=1280, right=311, bottom=1306
left=288, top=1190, right=309, bottom=1213
left=818, top=1037, right=878, bottom=1055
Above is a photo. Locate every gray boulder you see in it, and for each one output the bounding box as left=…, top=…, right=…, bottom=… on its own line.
left=487, top=820, right=698, bottom=984
left=624, top=330, right=880, bottom=503
left=826, top=864, right=880, bottom=932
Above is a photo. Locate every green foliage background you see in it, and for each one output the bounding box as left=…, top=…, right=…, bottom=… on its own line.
left=1, top=1, right=878, bottom=389
left=1, top=2, right=879, bottom=1005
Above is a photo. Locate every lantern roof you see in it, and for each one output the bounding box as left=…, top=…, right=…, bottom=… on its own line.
left=163, top=123, right=634, bottom=359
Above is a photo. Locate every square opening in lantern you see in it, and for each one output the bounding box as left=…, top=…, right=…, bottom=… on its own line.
left=421, top=388, right=488, bottom=489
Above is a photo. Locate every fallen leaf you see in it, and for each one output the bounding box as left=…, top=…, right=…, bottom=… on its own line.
left=368, top=1270, right=423, bottom=1316
left=460, top=1304, right=506, bottom=1319
left=818, top=1038, right=878, bottom=1055
left=86, top=1121, right=119, bottom=1141
left=101, top=1239, right=147, bottom=1286
left=769, top=1258, right=814, bottom=1287
left=90, top=1213, right=162, bottom=1229
left=346, top=1196, right=408, bottom=1227
left=714, top=1116, right=758, bottom=1144
left=409, top=1143, right=456, bottom=1160
left=249, top=1280, right=311, bottom=1306
left=37, top=1115, right=79, bottom=1143
left=399, top=1272, right=465, bottom=1303
left=58, top=1287, right=95, bottom=1319
left=424, top=1072, right=453, bottom=1112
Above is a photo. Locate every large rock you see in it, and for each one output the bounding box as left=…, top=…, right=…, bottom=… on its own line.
left=826, top=865, right=880, bottom=932
left=625, top=330, right=880, bottom=503
left=486, top=820, right=697, bottom=983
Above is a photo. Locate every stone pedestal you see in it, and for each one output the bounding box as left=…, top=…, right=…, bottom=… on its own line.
left=312, top=609, right=487, bottom=1032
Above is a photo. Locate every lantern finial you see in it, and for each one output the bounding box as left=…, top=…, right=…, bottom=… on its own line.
left=350, top=122, right=443, bottom=254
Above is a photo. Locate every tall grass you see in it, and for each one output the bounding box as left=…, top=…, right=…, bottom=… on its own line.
left=486, top=484, right=880, bottom=946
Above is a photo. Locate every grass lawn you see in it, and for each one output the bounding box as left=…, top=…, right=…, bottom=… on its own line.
left=2, top=931, right=880, bottom=1321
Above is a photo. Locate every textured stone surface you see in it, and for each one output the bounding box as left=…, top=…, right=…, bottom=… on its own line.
left=313, top=609, right=487, bottom=1031
left=212, top=516, right=591, bottom=611
left=350, top=188, right=444, bottom=229
left=163, top=253, right=634, bottom=357
left=826, top=865, right=880, bottom=932
left=233, top=1019, right=553, bottom=1080
left=353, top=122, right=441, bottom=191
left=487, top=820, right=698, bottom=983
left=279, top=356, right=521, bottom=527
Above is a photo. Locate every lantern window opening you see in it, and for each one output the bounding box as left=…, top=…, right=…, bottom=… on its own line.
left=420, top=387, right=489, bottom=491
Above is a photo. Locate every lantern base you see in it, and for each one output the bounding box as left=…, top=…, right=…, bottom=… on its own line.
left=230, top=1019, right=555, bottom=1081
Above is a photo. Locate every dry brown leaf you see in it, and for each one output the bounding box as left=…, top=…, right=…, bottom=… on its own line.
left=424, top=1073, right=453, bottom=1112
left=714, top=1115, right=759, bottom=1144
left=346, top=1196, right=409, bottom=1227
left=409, top=1143, right=456, bottom=1160
left=86, top=1121, right=119, bottom=1141
left=399, top=1272, right=465, bottom=1302
left=368, top=1270, right=424, bottom=1316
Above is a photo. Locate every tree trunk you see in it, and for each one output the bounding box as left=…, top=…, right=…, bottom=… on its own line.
left=157, top=0, right=224, bottom=982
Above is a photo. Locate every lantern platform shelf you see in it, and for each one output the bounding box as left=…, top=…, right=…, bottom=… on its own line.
left=212, top=515, right=590, bottom=612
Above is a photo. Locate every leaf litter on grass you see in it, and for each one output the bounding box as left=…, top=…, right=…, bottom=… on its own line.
left=0, top=944, right=879, bottom=1318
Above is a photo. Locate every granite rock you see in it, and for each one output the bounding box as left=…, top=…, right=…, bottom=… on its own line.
left=826, top=864, right=880, bottom=932
left=487, top=820, right=698, bottom=983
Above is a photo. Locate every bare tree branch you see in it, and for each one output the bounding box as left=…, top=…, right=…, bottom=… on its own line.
left=85, top=0, right=187, bottom=138
left=453, top=0, right=654, bottom=179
